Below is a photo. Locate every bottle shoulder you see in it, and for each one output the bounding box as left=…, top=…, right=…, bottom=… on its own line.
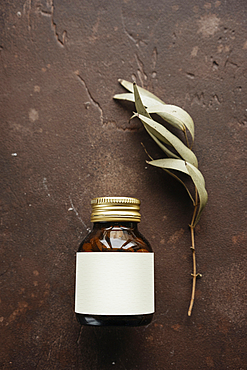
left=78, top=224, right=153, bottom=252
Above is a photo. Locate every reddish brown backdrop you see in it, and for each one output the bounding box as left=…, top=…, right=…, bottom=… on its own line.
left=1, top=0, right=246, bottom=369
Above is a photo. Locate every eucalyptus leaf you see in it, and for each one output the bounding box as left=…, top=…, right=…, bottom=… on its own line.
left=113, top=93, right=163, bottom=110
left=137, top=113, right=198, bottom=168
left=146, top=128, right=180, bottom=159
left=133, top=83, right=151, bottom=119
left=133, top=83, right=198, bottom=166
left=147, top=158, right=208, bottom=217
left=114, top=84, right=194, bottom=142
left=133, top=83, right=178, bottom=154
left=185, top=162, right=208, bottom=226
left=148, top=157, right=194, bottom=176
left=118, top=79, right=165, bottom=104
left=147, top=104, right=195, bottom=141
left=147, top=158, right=195, bottom=203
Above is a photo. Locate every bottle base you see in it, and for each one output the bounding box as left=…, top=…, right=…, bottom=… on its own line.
left=76, top=313, right=153, bottom=327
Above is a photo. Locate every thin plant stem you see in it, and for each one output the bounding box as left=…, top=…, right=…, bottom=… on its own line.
left=188, top=188, right=199, bottom=316
left=184, top=129, right=190, bottom=148
left=141, top=142, right=154, bottom=161
left=183, top=128, right=194, bottom=150
left=188, top=225, right=196, bottom=316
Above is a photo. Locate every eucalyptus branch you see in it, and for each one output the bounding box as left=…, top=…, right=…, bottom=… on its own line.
left=188, top=188, right=202, bottom=316
left=114, top=80, right=208, bottom=316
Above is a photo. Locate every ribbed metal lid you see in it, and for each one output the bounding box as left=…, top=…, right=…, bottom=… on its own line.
left=91, top=197, right=141, bottom=223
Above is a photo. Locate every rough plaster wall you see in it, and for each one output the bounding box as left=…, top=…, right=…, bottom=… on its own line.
left=0, top=0, right=246, bottom=369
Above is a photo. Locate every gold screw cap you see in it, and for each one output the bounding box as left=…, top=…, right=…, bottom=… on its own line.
left=91, top=197, right=141, bottom=223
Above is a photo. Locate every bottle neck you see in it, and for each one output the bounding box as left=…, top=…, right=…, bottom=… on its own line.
left=92, top=221, right=138, bottom=230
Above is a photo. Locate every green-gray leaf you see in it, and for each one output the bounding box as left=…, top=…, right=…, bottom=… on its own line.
left=148, top=158, right=208, bottom=223
left=137, top=113, right=198, bottom=168
left=186, top=162, right=208, bottom=226
left=114, top=82, right=194, bottom=142
left=147, top=158, right=195, bottom=203
left=147, top=104, right=194, bottom=141
left=146, top=128, right=180, bottom=159
left=113, top=93, right=163, bottom=110
left=118, top=79, right=165, bottom=104
left=133, top=83, right=197, bottom=166
left=133, top=83, right=175, bottom=151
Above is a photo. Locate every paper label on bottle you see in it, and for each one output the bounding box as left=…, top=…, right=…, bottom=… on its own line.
left=75, top=252, right=155, bottom=315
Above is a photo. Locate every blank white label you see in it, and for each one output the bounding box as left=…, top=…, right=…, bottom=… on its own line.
left=75, top=252, right=155, bottom=315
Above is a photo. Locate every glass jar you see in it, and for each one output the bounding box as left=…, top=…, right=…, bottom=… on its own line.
left=75, top=197, right=155, bottom=326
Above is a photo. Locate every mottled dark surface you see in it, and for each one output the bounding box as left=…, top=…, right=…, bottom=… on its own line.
left=1, top=0, right=247, bottom=369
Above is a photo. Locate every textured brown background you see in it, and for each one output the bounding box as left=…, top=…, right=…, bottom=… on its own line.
left=1, top=0, right=247, bottom=369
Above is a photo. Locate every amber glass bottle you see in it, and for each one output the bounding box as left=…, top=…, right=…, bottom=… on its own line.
left=75, top=197, right=155, bottom=326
